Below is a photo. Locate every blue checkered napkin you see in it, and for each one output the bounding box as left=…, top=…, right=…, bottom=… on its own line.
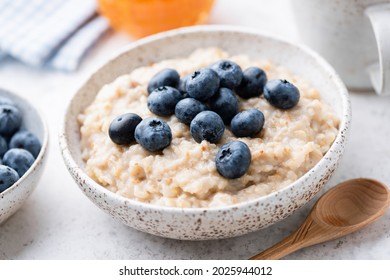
left=0, top=0, right=109, bottom=71
left=49, top=17, right=109, bottom=71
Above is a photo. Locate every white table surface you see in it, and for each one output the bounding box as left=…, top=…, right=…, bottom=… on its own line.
left=0, top=0, right=389, bottom=260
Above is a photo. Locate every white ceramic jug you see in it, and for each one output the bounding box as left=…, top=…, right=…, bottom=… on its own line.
left=292, top=0, right=390, bottom=95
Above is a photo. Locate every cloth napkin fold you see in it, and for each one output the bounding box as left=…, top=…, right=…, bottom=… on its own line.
left=0, top=0, right=110, bottom=71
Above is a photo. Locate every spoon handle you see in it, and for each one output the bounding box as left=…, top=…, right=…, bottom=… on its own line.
left=249, top=216, right=318, bottom=260
left=250, top=178, right=390, bottom=260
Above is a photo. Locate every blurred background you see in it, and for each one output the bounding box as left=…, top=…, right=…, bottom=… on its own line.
left=0, top=0, right=389, bottom=260
left=0, top=0, right=300, bottom=72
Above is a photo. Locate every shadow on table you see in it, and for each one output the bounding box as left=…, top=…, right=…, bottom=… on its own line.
left=0, top=199, right=43, bottom=260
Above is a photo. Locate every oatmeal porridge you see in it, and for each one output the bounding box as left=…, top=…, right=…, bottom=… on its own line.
left=78, top=48, right=339, bottom=208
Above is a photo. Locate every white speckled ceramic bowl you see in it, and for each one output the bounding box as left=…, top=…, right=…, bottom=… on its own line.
left=0, top=88, right=48, bottom=225
left=59, top=25, right=350, bottom=240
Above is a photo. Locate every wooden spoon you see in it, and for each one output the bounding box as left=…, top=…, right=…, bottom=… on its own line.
left=250, top=178, right=390, bottom=260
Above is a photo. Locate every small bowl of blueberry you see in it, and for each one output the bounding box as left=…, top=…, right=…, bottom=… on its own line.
left=0, top=88, right=48, bottom=225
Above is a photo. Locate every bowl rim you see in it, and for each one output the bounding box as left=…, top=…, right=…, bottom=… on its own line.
left=0, top=87, right=49, bottom=196
left=60, top=25, right=351, bottom=213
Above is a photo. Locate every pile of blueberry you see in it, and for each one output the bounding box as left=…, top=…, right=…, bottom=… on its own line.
left=108, top=60, right=300, bottom=179
left=0, top=97, right=41, bottom=193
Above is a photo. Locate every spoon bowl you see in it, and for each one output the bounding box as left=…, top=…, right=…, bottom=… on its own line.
left=250, top=178, right=390, bottom=260
left=315, top=179, right=389, bottom=227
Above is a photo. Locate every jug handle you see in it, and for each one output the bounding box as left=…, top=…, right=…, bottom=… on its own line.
left=365, top=4, right=390, bottom=96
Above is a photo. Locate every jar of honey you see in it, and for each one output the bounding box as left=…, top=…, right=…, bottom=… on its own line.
left=98, top=0, right=215, bottom=38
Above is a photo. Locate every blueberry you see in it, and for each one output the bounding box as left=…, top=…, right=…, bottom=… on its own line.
left=210, top=87, right=238, bottom=124
left=0, top=135, right=7, bottom=158
left=147, top=86, right=183, bottom=116
left=108, top=113, right=142, bottom=145
left=190, top=111, right=225, bottom=143
left=178, top=74, right=190, bottom=98
left=0, top=165, right=19, bottom=193
left=0, top=104, right=22, bottom=137
left=3, top=148, right=35, bottom=177
left=211, top=60, right=243, bottom=89
left=236, top=67, right=267, bottom=99
left=147, top=68, right=180, bottom=94
left=186, top=68, right=220, bottom=102
left=135, top=117, right=172, bottom=152
left=9, top=130, right=41, bottom=158
left=215, top=141, right=251, bottom=179
left=175, top=98, right=208, bottom=125
left=264, top=79, right=300, bottom=109
left=231, top=109, right=265, bottom=137
left=0, top=96, right=15, bottom=107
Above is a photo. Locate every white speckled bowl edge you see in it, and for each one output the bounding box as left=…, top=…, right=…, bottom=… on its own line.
left=0, top=89, right=49, bottom=225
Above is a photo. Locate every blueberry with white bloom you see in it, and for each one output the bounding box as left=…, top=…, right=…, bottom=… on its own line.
left=210, top=87, right=238, bottom=124
left=0, top=104, right=22, bottom=137
left=175, top=98, right=208, bottom=125
left=109, top=113, right=142, bottom=145
left=190, top=111, right=225, bottom=143
left=147, top=86, right=183, bottom=116
left=0, top=96, right=15, bottom=107
left=0, top=165, right=19, bottom=193
left=178, top=74, right=191, bottom=98
left=147, top=68, right=180, bottom=94
left=9, top=130, right=41, bottom=158
left=211, top=60, right=243, bottom=89
left=135, top=117, right=172, bottom=152
left=236, top=67, right=267, bottom=99
left=263, top=79, right=300, bottom=109
left=3, top=148, right=35, bottom=177
left=0, top=135, right=7, bottom=158
left=230, top=108, right=265, bottom=137
left=186, top=68, right=220, bottom=102
left=215, top=141, right=251, bottom=179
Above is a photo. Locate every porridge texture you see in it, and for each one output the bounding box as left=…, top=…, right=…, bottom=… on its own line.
left=78, top=48, right=339, bottom=208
